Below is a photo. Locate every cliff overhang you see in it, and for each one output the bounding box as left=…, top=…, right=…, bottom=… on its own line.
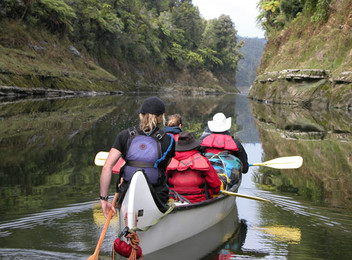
left=249, top=69, right=352, bottom=110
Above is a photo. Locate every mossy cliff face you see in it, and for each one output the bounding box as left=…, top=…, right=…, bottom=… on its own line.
left=249, top=0, right=352, bottom=109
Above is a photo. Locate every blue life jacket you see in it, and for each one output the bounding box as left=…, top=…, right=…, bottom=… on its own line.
left=123, top=127, right=164, bottom=185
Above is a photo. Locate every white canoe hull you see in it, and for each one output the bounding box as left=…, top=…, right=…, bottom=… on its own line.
left=118, top=171, right=239, bottom=255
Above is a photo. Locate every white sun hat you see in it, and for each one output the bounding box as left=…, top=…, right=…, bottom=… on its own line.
left=207, top=113, right=232, bottom=132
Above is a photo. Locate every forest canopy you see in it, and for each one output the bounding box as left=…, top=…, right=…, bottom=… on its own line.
left=0, top=0, right=243, bottom=85
left=257, top=0, right=333, bottom=36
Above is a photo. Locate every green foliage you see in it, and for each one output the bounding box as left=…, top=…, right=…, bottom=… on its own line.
left=198, top=48, right=223, bottom=69
left=0, top=0, right=77, bottom=33
left=1, top=0, right=243, bottom=86
left=280, top=0, right=305, bottom=21
left=170, top=1, right=205, bottom=49
left=310, top=0, right=331, bottom=23
left=84, top=3, right=122, bottom=34
left=144, top=0, right=171, bottom=14
left=303, top=0, right=319, bottom=14
left=167, top=42, right=187, bottom=68
left=202, top=15, right=242, bottom=72
left=185, top=50, right=203, bottom=69
left=34, top=0, right=77, bottom=33
left=257, top=0, right=283, bottom=33
left=258, top=0, right=332, bottom=36
left=0, top=0, right=26, bottom=20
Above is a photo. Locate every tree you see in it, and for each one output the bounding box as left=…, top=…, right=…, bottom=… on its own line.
left=280, top=0, right=305, bottom=21
left=256, top=0, right=282, bottom=33
left=202, top=15, right=242, bottom=73
left=171, top=1, right=205, bottom=49
left=33, top=0, right=77, bottom=34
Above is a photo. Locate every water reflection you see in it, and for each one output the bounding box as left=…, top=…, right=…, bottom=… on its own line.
left=0, top=94, right=244, bottom=220
left=1, top=94, right=352, bottom=259
left=0, top=94, right=248, bottom=259
left=250, top=101, right=352, bottom=210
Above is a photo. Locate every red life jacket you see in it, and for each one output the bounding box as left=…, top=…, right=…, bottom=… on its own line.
left=201, top=134, right=239, bottom=154
left=112, top=158, right=126, bottom=174
left=172, top=133, right=180, bottom=142
left=166, top=153, right=210, bottom=203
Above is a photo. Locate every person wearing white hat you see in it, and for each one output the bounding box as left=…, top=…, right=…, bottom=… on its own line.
left=200, top=113, right=249, bottom=173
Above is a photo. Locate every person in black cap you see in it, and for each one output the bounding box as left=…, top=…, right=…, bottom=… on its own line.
left=166, top=132, right=221, bottom=203
left=99, top=96, right=175, bottom=218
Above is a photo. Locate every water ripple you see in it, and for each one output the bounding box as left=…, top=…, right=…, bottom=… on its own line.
left=253, top=190, right=350, bottom=231
left=0, top=248, right=87, bottom=260
left=0, top=201, right=97, bottom=237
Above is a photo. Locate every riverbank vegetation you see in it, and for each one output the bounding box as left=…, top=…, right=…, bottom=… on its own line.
left=256, top=0, right=352, bottom=75
left=249, top=0, right=352, bottom=109
left=0, top=0, right=243, bottom=94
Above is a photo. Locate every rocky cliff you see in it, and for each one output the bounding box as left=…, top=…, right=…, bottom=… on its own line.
left=249, top=0, right=352, bottom=110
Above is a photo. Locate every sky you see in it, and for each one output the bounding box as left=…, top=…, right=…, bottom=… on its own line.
left=192, top=0, right=265, bottom=38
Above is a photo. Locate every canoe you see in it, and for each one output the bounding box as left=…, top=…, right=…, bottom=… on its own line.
left=117, top=169, right=242, bottom=256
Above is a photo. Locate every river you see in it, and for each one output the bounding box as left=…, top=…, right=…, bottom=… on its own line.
left=0, top=93, right=351, bottom=259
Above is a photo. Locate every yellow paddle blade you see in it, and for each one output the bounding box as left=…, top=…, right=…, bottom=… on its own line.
left=94, top=151, right=109, bottom=166
left=250, top=156, right=303, bottom=169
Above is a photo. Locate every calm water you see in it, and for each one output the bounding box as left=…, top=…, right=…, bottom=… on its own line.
left=0, top=94, right=351, bottom=259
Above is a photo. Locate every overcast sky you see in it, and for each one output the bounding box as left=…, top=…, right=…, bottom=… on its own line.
left=192, top=0, right=265, bottom=38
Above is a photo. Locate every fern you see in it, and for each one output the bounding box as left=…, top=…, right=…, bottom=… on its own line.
left=311, top=0, right=331, bottom=23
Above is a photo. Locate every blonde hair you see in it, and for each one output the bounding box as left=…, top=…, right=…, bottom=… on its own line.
left=167, top=114, right=182, bottom=127
left=139, top=113, right=166, bottom=133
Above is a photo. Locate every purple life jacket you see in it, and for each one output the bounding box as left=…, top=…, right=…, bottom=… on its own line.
left=123, top=127, right=164, bottom=185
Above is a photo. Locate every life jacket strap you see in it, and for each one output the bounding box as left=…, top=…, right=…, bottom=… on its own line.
left=126, top=160, right=154, bottom=168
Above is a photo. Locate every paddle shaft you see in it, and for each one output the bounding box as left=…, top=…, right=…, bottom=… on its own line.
left=95, top=152, right=303, bottom=170
left=87, top=192, right=119, bottom=260
left=221, top=190, right=271, bottom=202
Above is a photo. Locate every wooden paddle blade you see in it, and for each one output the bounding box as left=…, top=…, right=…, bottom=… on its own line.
left=87, top=193, right=119, bottom=260
left=221, top=190, right=271, bottom=202
left=251, top=156, right=303, bottom=169
left=87, top=253, right=99, bottom=260
left=94, top=152, right=109, bottom=166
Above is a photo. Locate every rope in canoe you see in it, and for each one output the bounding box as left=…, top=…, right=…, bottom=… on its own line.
left=113, top=201, right=176, bottom=259
left=130, top=201, right=176, bottom=233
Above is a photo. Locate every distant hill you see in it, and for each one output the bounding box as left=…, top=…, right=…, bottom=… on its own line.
left=236, top=37, right=266, bottom=89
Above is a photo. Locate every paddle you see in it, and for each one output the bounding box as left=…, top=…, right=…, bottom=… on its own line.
left=95, top=152, right=303, bottom=170
left=94, top=151, right=109, bottom=166
left=221, top=190, right=271, bottom=202
left=249, top=156, right=303, bottom=169
left=94, top=151, right=126, bottom=174
left=88, top=192, right=119, bottom=260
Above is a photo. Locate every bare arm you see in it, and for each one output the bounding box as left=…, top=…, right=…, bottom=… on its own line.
left=100, top=148, right=121, bottom=218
